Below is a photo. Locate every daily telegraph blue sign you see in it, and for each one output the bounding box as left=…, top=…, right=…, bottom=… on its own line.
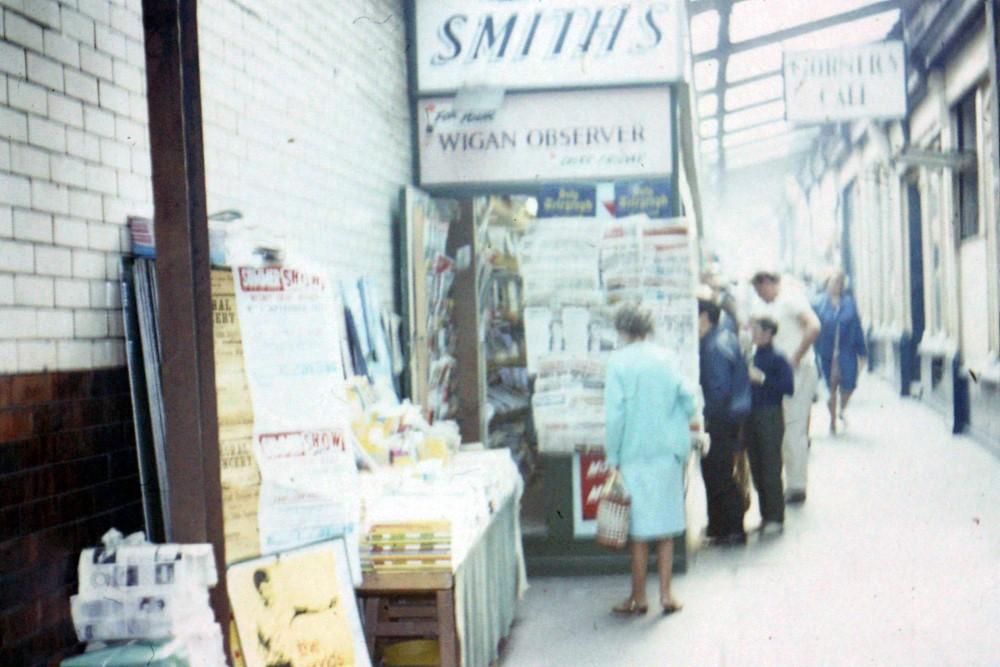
left=614, top=180, right=672, bottom=218
left=538, top=184, right=597, bottom=218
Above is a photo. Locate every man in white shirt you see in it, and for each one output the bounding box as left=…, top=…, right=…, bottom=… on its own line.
left=750, top=269, right=820, bottom=504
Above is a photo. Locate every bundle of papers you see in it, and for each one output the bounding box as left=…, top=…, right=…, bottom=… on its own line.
left=358, top=450, right=522, bottom=572
left=69, top=530, right=226, bottom=667
left=362, top=521, right=453, bottom=573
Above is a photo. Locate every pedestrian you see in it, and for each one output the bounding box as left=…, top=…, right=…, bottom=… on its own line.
left=813, top=268, right=867, bottom=434
left=750, top=269, right=820, bottom=505
left=698, top=298, right=751, bottom=545
left=745, top=317, right=794, bottom=534
left=605, top=304, right=695, bottom=617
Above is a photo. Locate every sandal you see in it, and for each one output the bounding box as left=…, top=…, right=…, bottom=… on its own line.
left=661, top=601, right=683, bottom=616
left=612, top=598, right=648, bottom=616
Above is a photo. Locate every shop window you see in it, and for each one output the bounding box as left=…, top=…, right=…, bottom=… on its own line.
left=954, top=91, right=979, bottom=240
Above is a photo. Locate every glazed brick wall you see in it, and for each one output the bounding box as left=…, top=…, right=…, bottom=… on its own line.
left=2, top=0, right=413, bottom=373
left=197, top=0, right=412, bottom=300
left=0, top=368, right=144, bottom=666
left=0, top=0, right=152, bottom=374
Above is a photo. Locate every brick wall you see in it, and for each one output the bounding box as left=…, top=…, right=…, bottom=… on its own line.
left=0, top=368, right=144, bottom=666
left=197, top=0, right=412, bottom=299
left=1, top=0, right=152, bottom=375
left=0, top=0, right=413, bottom=662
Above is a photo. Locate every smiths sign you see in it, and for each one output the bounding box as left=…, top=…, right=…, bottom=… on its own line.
left=784, top=41, right=906, bottom=123
left=414, top=0, right=685, bottom=94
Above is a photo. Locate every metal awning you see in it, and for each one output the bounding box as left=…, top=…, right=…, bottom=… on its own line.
left=687, top=0, right=902, bottom=175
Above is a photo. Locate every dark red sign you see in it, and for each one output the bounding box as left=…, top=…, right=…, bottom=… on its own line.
left=579, top=452, right=611, bottom=521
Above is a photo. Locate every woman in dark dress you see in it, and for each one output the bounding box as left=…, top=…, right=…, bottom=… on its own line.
left=812, top=269, right=867, bottom=434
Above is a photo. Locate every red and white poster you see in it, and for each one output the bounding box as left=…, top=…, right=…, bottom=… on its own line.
left=571, top=451, right=612, bottom=537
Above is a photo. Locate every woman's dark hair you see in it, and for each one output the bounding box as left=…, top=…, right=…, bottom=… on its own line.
left=697, top=298, right=721, bottom=326
left=253, top=569, right=269, bottom=591
left=614, top=304, right=654, bottom=339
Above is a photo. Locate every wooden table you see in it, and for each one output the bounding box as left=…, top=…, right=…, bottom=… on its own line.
left=356, top=571, right=459, bottom=667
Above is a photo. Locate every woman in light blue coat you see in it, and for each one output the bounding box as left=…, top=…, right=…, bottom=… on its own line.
left=605, top=305, right=696, bottom=616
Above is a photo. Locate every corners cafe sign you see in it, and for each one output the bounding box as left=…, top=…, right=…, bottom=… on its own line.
left=413, top=0, right=686, bottom=94
left=783, top=41, right=907, bottom=123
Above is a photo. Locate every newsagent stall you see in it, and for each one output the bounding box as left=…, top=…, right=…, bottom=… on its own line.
left=403, top=0, right=703, bottom=573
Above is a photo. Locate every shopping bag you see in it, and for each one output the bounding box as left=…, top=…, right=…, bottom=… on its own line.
left=595, top=471, right=631, bottom=550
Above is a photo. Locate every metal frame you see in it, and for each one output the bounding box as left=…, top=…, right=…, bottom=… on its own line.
left=687, top=0, right=902, bottom=175
left=141, top=0, right=228, bottom=646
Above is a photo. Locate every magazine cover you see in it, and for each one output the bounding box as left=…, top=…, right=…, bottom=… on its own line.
left=227, top=540, right=371, bottom=667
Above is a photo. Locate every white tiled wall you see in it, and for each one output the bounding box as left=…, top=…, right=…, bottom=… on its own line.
left=1, top=0, right=413, bottom=373
left=0, top=0, right=149, bottom=373
left=197, top=0, right=412, bottom=298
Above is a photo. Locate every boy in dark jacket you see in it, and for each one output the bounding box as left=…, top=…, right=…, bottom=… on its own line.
left=745, top=317, right=794, bottom=534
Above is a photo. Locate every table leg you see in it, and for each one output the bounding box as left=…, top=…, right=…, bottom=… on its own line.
left=363, top=596, right=379, bottom=657
left=436, top=589, right=458, bottom=667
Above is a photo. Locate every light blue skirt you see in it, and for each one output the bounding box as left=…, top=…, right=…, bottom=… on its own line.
left=620, top=455, right=686, bottom=540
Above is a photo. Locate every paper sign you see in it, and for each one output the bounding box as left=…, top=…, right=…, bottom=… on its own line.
left=228, top=541, right=371, bottom=667
left=615, top=180, right=673, bottom=218
left=571, top=451, right=612, bottom=537
left=538, top=184, right=597, bottom=218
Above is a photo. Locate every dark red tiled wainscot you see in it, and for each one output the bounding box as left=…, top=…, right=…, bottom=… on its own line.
left=0, top=369, right=143, bottom=667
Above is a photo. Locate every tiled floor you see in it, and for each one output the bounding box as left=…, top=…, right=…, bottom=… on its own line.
left=500, top=380, right=1000, bottom=666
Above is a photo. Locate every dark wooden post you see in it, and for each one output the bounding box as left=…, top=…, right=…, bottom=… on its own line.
left=141, top=0, right=228, bottom=640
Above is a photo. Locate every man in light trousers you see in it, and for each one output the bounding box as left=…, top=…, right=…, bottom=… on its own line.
left=750, top=270, right=820, bottom=504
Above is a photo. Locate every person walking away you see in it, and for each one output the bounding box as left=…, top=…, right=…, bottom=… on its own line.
left=698, top=298, right=752, bottom=545
left=813, top=269, right=867, bottom=434
left=745, top=318, right=794, bottom=534
left=605, top=305, right=695, bottom=616
left=750, top=269, right=820, bottom=505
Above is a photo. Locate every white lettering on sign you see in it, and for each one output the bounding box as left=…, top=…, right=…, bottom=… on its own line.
left=418, top=88, right=673, bottom=185
left=415, top=0, right=685, bottom=94
left=783, top=41, right=907, bottom=123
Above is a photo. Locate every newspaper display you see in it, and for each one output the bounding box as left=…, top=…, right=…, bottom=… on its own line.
left=523, top=211, right=698, bottom=462
left=70, top=530, right=226, bottom=666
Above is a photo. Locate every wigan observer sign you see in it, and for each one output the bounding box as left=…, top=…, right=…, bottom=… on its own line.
left=414, top=0, right=685, bottom=94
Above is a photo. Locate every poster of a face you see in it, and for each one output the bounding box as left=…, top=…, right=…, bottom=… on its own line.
left=228, top=541, right=371, bottom=667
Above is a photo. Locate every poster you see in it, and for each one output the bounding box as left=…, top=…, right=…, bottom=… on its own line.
left=231, top=264, right=362, bottom=568
left=232, top=265, right=349, bottom=434
left=228, top=541, right=371, bottom=667
left=571, top=451, right=612, bottom=538
left=212, top=270, right=262, bottom=563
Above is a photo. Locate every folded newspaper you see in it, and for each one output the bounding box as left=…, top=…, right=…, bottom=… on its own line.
left=68, top=529, right=226, bottom=667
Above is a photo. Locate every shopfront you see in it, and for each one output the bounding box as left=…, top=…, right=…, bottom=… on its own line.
left=400, top=1, right=703, bottom=575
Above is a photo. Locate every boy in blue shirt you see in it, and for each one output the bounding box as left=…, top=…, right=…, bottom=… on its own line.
left=746, top=317, right=794, bottom=534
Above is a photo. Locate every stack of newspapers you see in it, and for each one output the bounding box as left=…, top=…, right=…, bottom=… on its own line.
left=68, top=530, right=226, bottom=667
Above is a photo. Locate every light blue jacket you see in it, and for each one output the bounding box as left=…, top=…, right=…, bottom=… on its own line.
left=604, top=342, right=697, bottom=468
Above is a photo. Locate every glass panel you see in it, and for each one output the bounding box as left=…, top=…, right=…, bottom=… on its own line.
left=724, top=101, right=786, bottom=132
left=698, top=93, right=719, bottom=117
left=694, top=59, right=720, bottom=91
left=725, top=75, right=784, bottom=111
left=690, top=10, right=720, bottom=54
left=700, top=118, right=719, bottom=138
left=722, top=120, right=789, bottom=148
left=729, top=0, right=886, bottom=43
left=781, top=10, right=900, bottom=51
left=725, top=44, right=782, bottom=82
